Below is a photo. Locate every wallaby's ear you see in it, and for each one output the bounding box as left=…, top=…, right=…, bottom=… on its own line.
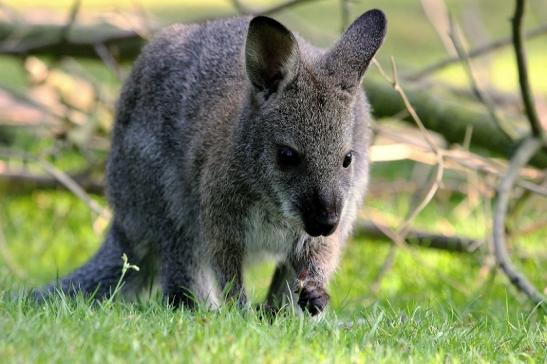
left=324, top=9, right=386, bottom=87
left=245, top=16, right=300, bottom=95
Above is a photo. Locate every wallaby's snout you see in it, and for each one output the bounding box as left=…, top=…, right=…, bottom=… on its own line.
left=301, top=191, right=342, bottom=237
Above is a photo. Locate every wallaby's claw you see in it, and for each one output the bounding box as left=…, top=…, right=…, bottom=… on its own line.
left=297, top=284, right=329, bottom=316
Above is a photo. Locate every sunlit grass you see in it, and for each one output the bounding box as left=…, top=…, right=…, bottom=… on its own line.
left=0, top=291, right=544, bottom=363
left=1, top=159, right=545, bottom=362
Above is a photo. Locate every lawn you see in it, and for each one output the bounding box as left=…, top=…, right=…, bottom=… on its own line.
left=1, top=163, right=545, bottom=362
left=1, top=0, right=546, bottom=363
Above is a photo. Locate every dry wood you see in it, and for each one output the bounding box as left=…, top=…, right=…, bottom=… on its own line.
left=492, top=137, right=545, bottom=308
left=511, top=0, right=544, bottom=138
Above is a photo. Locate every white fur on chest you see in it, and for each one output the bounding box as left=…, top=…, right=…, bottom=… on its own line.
left=243, top=206, right=294, bottom=264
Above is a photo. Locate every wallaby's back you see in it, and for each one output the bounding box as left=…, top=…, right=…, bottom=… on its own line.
left=108, top=19, right=251, bottom=236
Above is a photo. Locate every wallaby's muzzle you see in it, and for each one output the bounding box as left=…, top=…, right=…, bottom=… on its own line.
left=301, top=193, right=341, bottom=237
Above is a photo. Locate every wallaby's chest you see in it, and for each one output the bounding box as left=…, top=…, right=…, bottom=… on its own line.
left=243, top=206, right=294, bottom=264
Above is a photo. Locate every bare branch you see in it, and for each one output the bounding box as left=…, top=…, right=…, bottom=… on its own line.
left=369, top=244, right=397, bottom=295
left=0, top=168, right=104, bottom=194
left=373, top=57, right=445, bottom=236
left=512, top=0, right=544, bottom=138
left=258, top=0, right=323, bottom=16
left=448, top=15, right=516, bottom=141
left=59, top=0, right=82, bottom=43
left=230, top=0, right=323, bottom=16
left=94, top=42, right=123, bottom=80
left=0, top=22, right=145, bottom=61
left=493, top=137, right=545, bottom=308
left=39, top=161, right=110, bottom=219
left=0, top=148, right=110, bottom=219
left=366, top=78, right=547, bottom=168
left=406, top=23, right=547, bottom=81
left=355, top=220, right=482, bottom=253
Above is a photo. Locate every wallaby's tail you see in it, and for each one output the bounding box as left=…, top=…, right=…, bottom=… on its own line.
left=33, top=223, right=154, bottom=302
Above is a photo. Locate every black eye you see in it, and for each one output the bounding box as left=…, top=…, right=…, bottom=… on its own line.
left=277, top=146, right=300, bottom=169
left=343, top=151, right=352, bottom=168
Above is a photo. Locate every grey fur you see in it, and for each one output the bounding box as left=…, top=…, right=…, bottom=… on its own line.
left=35, top=10, right=386, bottom=315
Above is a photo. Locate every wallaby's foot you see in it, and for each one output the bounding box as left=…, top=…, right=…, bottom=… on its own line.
left=165, top=288, right=197, bottom=309
left=297, top=283, right=330, bottom=316
left=255, top=302, right=281, bottom=320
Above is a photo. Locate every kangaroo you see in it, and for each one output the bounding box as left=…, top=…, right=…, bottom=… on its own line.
left=34, top=9, right=387, bottom=316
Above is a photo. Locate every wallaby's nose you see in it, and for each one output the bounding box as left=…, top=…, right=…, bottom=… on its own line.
left=314, top=211, right=339, bottom=236
left=302, top=194, right=340, bottom=237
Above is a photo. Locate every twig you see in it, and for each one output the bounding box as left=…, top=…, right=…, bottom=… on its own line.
left=0, top=148, right=110, bottom=219
left=259, top=0, right=323, bottom=16
left=94, top=42, right=122, bottom=80
left=374, top=57, right=445, bottom=236
left=369, top=244, right=396, bottom=295
left=59, top=0, right=82, bottom=43
left=448, top=15, right=516, bottom=141
left=420, top=0, right=455, bottom=56
left=0, top=168, right=104, bottom=194
left=376, top=58, right=441, bottom=154
left=512, top=0, right=544, bottom=138
left=366, top=78, right=547, bottom=168
left=368, top=57, right=448, bottom=289
left=406, top=23, right=547, bottom=81
left=230, top=0, right=323, bottom=16
left=515, top=218, right=547, bottom=237
left=39, top=161, right=110, bottom=219
left=230, top=0, right=247, bottom=13
left=360, top=218, right=469, bottom=293
left=130, top=0, right=154, bottom=39
left=492, top=137, right=545, bottom=308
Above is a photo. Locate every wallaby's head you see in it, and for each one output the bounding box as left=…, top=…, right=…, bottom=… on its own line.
left=241, top=10, right=386, bottom=237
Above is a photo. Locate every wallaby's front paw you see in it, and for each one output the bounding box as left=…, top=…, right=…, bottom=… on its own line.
left=297, top=284, right=329, bottom=316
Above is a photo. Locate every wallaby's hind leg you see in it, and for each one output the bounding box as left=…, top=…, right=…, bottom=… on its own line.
left=159, top=242, right=199, bottom=308
left=34, top=223, right=149, bottom=301
left=264, top=261, right=297, bottom=312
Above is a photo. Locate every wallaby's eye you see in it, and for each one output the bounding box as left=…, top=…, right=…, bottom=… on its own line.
left=277, top=146, right=300, bottom=170
left=343, top=151, right=353, bottom=168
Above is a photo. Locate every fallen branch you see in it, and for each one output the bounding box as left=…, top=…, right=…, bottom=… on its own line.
left=366, top=78, right=547, bottom=168
left=0, top=21, right=145, bottom=61
left=0, top=168, right=104, bottom=195
left=492, top=137, right=545, bottom=308
left=354, top=220, right=481, bottom=253
left=0, top=0, right=323, bottom=61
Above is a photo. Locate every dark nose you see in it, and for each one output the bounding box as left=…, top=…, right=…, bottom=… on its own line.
left=302, top=194, right=340, bottom=237
left=314, top=210, right=339, bottom=237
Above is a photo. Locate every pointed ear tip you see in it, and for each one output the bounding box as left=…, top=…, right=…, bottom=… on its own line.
left=248, top=15, right=289, bottom=33
left=362, top=8, right=387, bottom=29
left=249, top=15, right=271, bottom=26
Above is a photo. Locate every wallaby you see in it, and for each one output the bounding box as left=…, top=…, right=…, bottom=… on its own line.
left=34, top=9, right=387, bottom=316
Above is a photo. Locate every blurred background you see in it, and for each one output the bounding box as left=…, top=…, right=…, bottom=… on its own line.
left=0, top=0, right=545, bottom=312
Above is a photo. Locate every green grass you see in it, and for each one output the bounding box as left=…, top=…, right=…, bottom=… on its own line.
left=1, top=166, right=545, bottom=363
left=1, top=294, right=544, bottom=363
